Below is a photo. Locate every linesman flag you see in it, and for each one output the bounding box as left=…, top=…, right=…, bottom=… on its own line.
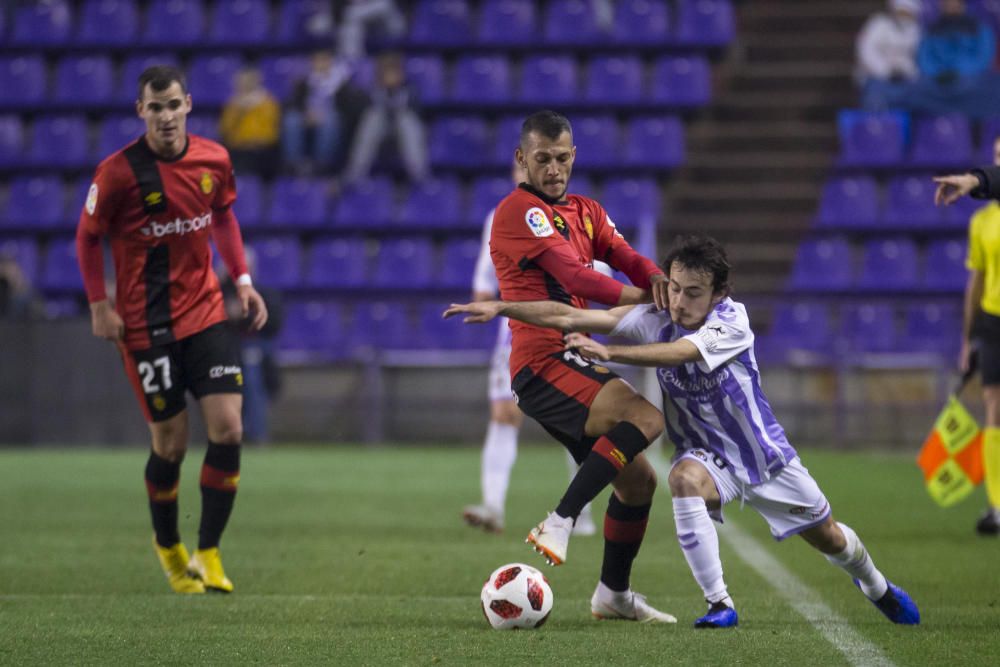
left=917, top=393, right=984, bottom=507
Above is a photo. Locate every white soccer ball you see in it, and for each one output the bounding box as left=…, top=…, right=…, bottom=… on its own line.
left=480, top=562, right=553, bottom=630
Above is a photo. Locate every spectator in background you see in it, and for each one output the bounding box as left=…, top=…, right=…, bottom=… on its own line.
left=855, top=0, right=922, bottom=110
left=337, top=0, right=406, bottom=60
left=342, top=51, right=428, bottom=185
left=283, top=50, right=353, bottom=174
left=219, top=67, right=281, bottom=180
left=0, top=253, right=40, bottom=319
left=219, top=251, right=284, bottom=444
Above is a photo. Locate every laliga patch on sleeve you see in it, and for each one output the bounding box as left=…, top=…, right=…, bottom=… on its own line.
left=525, top=207, right=554, bottom=237
left=86, top=183, right=98, bottom=215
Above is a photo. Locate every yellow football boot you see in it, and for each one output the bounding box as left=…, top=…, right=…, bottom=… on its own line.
left=153, top=539, right=205, bottom=594
left=188, top=547, right=234, bottom=593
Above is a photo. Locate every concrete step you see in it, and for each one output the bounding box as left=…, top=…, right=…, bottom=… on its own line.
left=660, top=212, right=809, bottom=236
left=728, top=62, right=852, bottom=93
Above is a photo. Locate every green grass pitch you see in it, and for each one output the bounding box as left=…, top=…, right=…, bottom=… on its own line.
left=1, top=445, right=998, bottom=666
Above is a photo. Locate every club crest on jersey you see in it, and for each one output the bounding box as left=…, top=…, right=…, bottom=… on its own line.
left=553, top=214, right=566, bottom=231
left=86, top=183, right=98, bottom=215
left=200, top=172, right=213, bottom=195
left=583, top=215, right=593, bottom=239
left=145, top=191, right=163, bottom=206
left=525, top=207, right=554, bottom=237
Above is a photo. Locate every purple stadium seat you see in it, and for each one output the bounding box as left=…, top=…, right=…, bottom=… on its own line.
left=479, top=0, right=537, bottom=45
left=614, top=0, right=671, bottom=44
left=470, top=175, right=514, bottom=221
left=371, top=238, right=435, bottom=288
left=763, top=302, right=834, bottom=354
left=419, top=301, right=493, bottom=349
left=279, top=300, right=346, bottom=354
left=519, top=55, right=578, bottom=104
left=405, top=55, right=446, bottom=104
left=53, top=55, right=114, bottom=105
left=30, top=115, right=89, bottom=168
left=304, top=237, right=369, bottom=287
left=41, top=239, right=83, bottom=291
left=0, top=238, right=40, bottom=284
left=231, top=174, right=263, bottom=227
left=77, top=0, right=139, bottom=45
left=438, top=238, right=481, bottom=288
left=584, top=56, right=643, bottom=104
left=675, top=0, right=735, bottom=46
left=544, top=0, right=607, bottom=44
left=397, top=178, right=464, bottom=227
left=857, top=237, right=919, bottom=290
left=923, top=239, right=968, bottom=291
left=95, top=115, right=144, bottom=160
left=452, top=55, right=511, bottom=104
left=0, top=115, right=25, bottom=165
left=331, top=177, right=394, bottom=226
left=650, top=56, right=712, bottom=106
left=600, top=177, right=660, bottom=229
left=841, top=304, right=897, bottom=353
left=883, top=175, right=942, bottom=227
left=978, top=116, right=1000, bottom=162
left=143, top=0, right=205, bottom=45
left=249, top=236, right=302, bottom=289
left=117, top=53, right=179, bottom=103
left=0, top=56, right=47, bottom=106
left=410, top=0, right=472, bottom=46
left=942, top=194, right=988, bottom=228
left=185, top=114, right=220, bottom=141
left=209, top=0, right=270, bottom=44
left=815, top=176, right=879, bottom=227
left=12, top=0, right=72, bottom=45
left=429, top=116, right=490, bottom=167
left=267, top=177, right=327, bottom=228
left=492, top=115, right=523, bottom=167
left=573, top=115, right=621, bottom=168
left=354, top=301, right=413, bottom=349
left=276, top=0, right=327, bottom=44
left=623, top=116, right=685, bottom=168
left=839, top=112, right=905, bottom=167
left=910, top=114, right=973, bottom=168
left=71, top=177, right=93, bottom=218
left=259, top=55, right=310, bottom=102
left=901, top=303, right=959, bottom=355
left=187, top=54, right=243, bottom=106
left=787, top=237, right=854, bottom=291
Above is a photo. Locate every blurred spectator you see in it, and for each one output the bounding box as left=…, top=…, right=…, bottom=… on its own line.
left=0, top=254, right=40, bottom=319
left=338, top=0, right=406, bottom=59
left=283, top=50, right=354, bottom=174
left=855, top=0, right=922, bottom=110
left=342, top=52, right=428, bottom=185
left=219, top=254, right=284, bottom=444
left=917, top=0, right=994, bottom=85
left=219, top=68, right=281, bottom=180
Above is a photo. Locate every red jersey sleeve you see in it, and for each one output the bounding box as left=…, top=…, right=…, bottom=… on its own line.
left=213, top=152, right=237, bottom=212
left=492, top=192, right=574, bottom=267
left=75, top=158, right=123, bottom=302
left=591, top=203, right=662, bottom=289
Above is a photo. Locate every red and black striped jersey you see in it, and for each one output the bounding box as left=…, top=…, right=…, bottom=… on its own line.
left=77, top=134, right=238, bottom=351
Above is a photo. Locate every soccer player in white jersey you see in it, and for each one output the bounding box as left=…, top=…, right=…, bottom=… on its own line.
left=462, top=161, right=596, bottom=536
left=445, top=234, right=920, bottom=628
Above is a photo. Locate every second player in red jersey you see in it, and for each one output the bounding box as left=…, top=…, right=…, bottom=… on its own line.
left=76, top=65, right=266, bottom=596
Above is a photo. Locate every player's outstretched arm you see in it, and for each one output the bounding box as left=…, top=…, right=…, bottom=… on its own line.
left=444, top=301, right=629, bottom=335
left=933, top=173, right=981, bottom=205
left=566, top=332, right=701, bottom=368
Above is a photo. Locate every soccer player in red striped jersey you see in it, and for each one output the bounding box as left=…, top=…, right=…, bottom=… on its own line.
left=482, top=110, right=675, bottom=622
left=76, top=65, right=267, bottom=594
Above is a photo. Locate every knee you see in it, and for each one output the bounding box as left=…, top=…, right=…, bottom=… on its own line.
left=152, top=430, right=187, bottom=463
left=619, top=460, right=658, bottom=503
left=668, top=461, right=706, bottom=497
left=624, top=402, right=664, bottom=442
left=212, top=421, right=243, bottom=445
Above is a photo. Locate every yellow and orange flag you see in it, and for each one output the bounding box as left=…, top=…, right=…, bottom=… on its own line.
left=917, top=394, right=984, bottom=507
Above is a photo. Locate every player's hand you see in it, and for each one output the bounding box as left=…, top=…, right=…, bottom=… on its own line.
left=564, top=332, right=610, bottom=361
left=238, top=284, right=268, bottom=331
left=933, top=173, right=979, bottom=206
left=650, top=273, right=669, bottom=310
left=442, top=301, right=502, bottom=323
left=89, top=300, right=124, bottom=342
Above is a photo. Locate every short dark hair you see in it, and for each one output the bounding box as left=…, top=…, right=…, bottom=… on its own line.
left=520, top=110, right=573, bottom=146
left=137, top=65, right=187, bottom=102
left=661, top=234, right=731, bottom=293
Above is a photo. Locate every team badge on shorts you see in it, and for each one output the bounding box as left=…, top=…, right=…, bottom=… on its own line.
left=525, top=207, right=554, bottom=237
left=200, top=172, right=213, bottom=195
left=152, top=393, right=166, bottom=412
